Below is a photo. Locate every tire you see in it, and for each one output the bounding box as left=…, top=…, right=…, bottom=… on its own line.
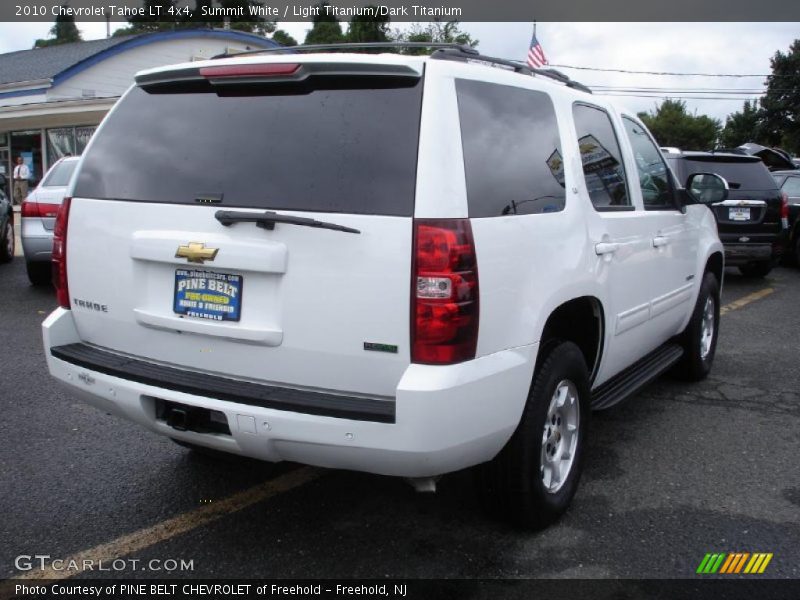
left=477, top=341, right=590, bottom=529
left=672, top=271, right=719, bottom=381
left=0, top=217, right=13, bottom=264
left=26, top=261, right=52, bottom=286
left=795, top=235, right=800, bottom=268
left=738, top=261, right=772, bottom=278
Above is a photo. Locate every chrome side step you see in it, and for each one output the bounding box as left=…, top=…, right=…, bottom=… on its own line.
left=591, top=343, right=683, bottom=410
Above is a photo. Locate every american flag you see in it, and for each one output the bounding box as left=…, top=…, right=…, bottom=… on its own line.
left=527, top=32, right=548, bottom=69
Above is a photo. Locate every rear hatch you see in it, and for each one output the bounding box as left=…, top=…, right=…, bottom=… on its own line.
left=671, top=155, right=783, bottom=236
left=65, top=57, right=424, bottom=398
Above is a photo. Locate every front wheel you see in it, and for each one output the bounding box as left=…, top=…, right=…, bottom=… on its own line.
left=0, top=218, right=13, bottom=264
left=672, top=271, right=719, bottom=381
left=478, top=341, right=590, bottom=529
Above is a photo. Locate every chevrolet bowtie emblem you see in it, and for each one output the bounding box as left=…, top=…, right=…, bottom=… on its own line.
left=175, top=242, right=219, bottom=264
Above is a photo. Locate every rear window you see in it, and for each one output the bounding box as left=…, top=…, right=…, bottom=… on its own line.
left=456, top=79, right=565, bottom=217
left=43, top=160, right=77, bottom=187
left=74, top=81, right=423, bottom=216
left=671, top=158, right=778, bottom=191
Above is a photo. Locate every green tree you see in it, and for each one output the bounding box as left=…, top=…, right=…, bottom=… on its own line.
left=114, top=1, right=275, bottom=36
left=272, top=29, right=298, bottom=46
left=304, top=3, right=345, bottom=45
left=637, top=99, right=721, bottom=150
left=217, top=0, right=275, bottom=35
left=759, top=39, right=800, bottom=154
left=719, top=100, right=763, bottom=148
left=34, top=6, right=83, bottom=48
left=391, top=20, right=478, bottom=55
left=346, top=9, right=389, bottom=49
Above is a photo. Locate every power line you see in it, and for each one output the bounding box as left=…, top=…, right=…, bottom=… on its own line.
left=590, top=86, right=770, bottom=92
left=548, top=64, right=776, bottom=77
left=594, top=93, right=762, bottom=100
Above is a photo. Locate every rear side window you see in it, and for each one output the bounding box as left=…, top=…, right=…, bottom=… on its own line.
left=74, top=82, right=423, bottom=216
left=677, top=159, right=778, bottom=191
left=43, top=160, right=77, bottom=187
left=572, top=104, right=630, bottom=210
left=456, top=79, right=565, bottom=217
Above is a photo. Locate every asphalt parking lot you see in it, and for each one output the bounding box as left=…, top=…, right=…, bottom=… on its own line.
left=1, top=244, right=799, bottom=582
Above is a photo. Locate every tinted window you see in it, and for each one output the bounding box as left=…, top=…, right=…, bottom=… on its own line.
left=43, top=160, right=77, bottom=187
left=572, top=104, right=629, bottom=209
left=74, top=82, right=422, bottom=216
left=780, top=176, right=800, bottom=197
left=622, top=117, right=674, bottom=210
left=456, top=79, right=565, bottom=217
left=676, top=158, right=777, bottom=191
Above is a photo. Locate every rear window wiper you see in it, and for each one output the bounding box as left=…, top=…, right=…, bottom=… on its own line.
left=215, top=210, right=360, bottom=234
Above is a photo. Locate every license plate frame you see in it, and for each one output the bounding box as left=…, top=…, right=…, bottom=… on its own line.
left=729, top=207, right=750, bottom=221
left=173, top=268, right=243, bottom=322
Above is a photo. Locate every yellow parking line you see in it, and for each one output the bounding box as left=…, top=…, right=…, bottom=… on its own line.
left=719, top=288, right=774, bottom=316
left=13, top=467, right=319, bottom=581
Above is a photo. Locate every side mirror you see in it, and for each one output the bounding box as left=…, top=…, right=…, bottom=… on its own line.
left=685, top=172, right=729, bottom=204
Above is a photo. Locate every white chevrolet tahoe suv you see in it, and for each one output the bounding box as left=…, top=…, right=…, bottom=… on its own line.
left=43, top=45, right=728, bottom=529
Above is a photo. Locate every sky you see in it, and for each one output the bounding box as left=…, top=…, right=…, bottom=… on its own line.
left=0, top=21, right=796, bottom=123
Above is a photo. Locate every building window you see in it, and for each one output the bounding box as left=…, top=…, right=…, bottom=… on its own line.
left=46, top=125, right=96, bottom=164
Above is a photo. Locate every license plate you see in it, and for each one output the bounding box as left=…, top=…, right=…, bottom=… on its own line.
left=174, top=269, right=242, bottom=322
left=729, top=207, right=750, bottom=221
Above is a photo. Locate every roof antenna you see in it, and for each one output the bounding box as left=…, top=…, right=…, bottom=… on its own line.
left=105, top=7, right=110, bottom=38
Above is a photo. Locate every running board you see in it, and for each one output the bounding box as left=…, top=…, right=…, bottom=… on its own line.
left=591, top=343, right=683, bottom=410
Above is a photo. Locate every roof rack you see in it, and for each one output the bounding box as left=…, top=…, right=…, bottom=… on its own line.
left=211, top=41, right=479, bottom=60
left=210, top=42, right=592, bottom=94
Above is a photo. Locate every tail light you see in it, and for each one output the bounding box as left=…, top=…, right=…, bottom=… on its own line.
left=52, top=197, right=71, bottom=308
left=411, top=219, right=479, bottom=365
left=21, top=200, right=61, bottom=218
left=780, top=191, right=790, bottom=228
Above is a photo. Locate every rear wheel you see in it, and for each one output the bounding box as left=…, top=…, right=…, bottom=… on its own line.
left=738, top=261, right=772, bottom=278
left=795, top=235, right=800, bottom=267
left=26, top=261, right=51, bottom=286
left=673, top=271, right=719, bottom=381
left=478, top=341, right=590, bottom=529
left=0, top=218, right=13, bottom=264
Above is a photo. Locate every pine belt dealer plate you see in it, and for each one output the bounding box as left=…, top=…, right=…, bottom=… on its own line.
left=174, top=269, right=243, bottom=322
left=729, top=207, right=750, bottom=221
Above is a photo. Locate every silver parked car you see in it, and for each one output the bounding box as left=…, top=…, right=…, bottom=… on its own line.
left=21, top=156, right=79, bottom=285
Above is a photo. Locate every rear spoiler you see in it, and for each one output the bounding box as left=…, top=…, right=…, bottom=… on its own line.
left=135, top=61, right=421, bottom=89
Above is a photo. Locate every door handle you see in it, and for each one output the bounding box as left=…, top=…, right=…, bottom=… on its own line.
left=652, top=235, right=670, bottom=248
left=595, top=242, right=620, bottom=256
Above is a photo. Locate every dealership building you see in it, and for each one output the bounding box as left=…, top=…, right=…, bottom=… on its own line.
left=0, top=29, right=279, bottom=185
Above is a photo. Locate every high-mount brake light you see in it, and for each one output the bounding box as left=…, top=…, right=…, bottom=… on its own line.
left=52, top=197, right=71, bottom=309
left=411, top=219, right=479, bottom=365
left=199, top=63, right=300, bottom=79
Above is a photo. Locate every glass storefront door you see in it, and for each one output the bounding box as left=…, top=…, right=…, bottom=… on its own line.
left=10, top=130, right=44, bottom=186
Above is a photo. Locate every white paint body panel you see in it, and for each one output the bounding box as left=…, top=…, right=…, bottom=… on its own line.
left=44, top=52, right=723, bottom=477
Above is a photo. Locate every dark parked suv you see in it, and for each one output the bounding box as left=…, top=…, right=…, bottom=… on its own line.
left=665, top=150, right=788, bottom=277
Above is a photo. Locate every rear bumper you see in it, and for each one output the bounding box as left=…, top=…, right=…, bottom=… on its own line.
left=43, top=308, right=536, bottom=477
left=20, top=218, right=53, bottom=262
left=719, top=232, right=786, bottom=265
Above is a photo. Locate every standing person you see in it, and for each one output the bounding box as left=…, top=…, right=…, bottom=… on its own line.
left=12, top=156, right=30, bottom=205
